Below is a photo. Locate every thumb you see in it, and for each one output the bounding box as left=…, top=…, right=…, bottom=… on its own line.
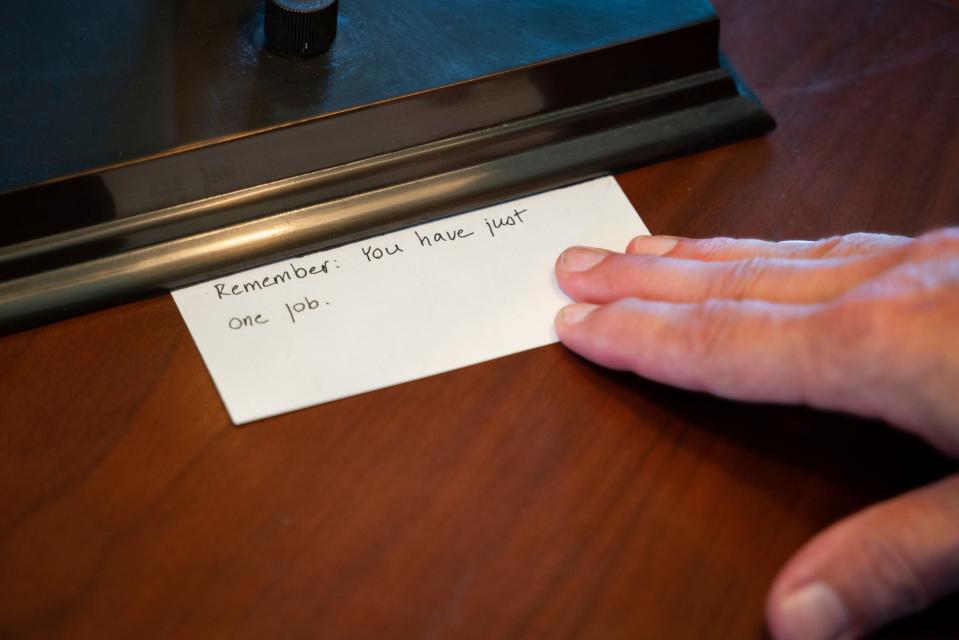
left=767, top=474, right=959, bottom=640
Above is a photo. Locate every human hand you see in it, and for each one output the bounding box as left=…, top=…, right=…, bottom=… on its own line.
left=553, top=229, right=959, bottom=640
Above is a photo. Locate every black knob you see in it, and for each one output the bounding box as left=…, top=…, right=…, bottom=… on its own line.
left=264, top=0, right=339, bottom=58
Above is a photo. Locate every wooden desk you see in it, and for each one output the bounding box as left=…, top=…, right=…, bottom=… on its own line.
left=2, top=0, right=958, bottom=637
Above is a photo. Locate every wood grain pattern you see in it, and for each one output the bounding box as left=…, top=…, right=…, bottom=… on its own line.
left=2, top=0, right=958, bottom=637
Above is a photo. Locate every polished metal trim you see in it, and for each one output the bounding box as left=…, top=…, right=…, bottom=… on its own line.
left=0, top=69, right=732, bottom=269
left=0, top=94, right=772, bottom=332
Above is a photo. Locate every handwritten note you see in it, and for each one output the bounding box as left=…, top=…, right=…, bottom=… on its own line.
left=173, top=177, right=648, bottom=424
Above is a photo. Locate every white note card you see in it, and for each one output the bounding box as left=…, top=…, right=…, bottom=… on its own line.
left=173, top=177, right=648, bottom=424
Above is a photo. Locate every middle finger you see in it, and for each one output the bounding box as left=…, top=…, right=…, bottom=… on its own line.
left=556, top=247, right=908, bottom=304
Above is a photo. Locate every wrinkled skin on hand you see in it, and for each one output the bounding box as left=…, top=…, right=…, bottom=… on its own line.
left=554, top=229, right=959, bottom=640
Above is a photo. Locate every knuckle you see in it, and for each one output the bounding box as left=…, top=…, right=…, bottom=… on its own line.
left=859, top=529, right=934, bottom=613
left=713, top=257, right=771, bottom=300
left=821, top=298, right=884, bottom=354
left=841, top=231, right=890, bottom=246
left=694, top=236, right=737, bottom=257
left=809, top=234, right=845, bottom=258
left=681, top=299, right=737, bottom=362
left=856, top=260, right=952, bottom=301
left=920, top=227, right=959, bottom=243
left=826, top=232, right=907, bottom=257
left=617, top=253, right=658, bottom=283
left=912, top=227, right=959, bottom=258
left=817, top=296, right=901, bottom=388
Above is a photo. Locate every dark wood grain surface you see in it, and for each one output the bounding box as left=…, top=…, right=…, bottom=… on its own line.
left=2, top=0, right=958, bottom=637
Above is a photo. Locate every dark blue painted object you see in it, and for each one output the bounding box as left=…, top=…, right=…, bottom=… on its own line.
left=0, top=0, right=716, bottom=192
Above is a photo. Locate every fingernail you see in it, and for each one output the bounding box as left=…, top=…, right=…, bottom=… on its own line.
left=561, top=247, right=609, bottom=272
left=559, top=304, right=598, bottom=325
left=630, top=235, right=680, bottom=255
left=777, top=582, right=850, bottom=640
